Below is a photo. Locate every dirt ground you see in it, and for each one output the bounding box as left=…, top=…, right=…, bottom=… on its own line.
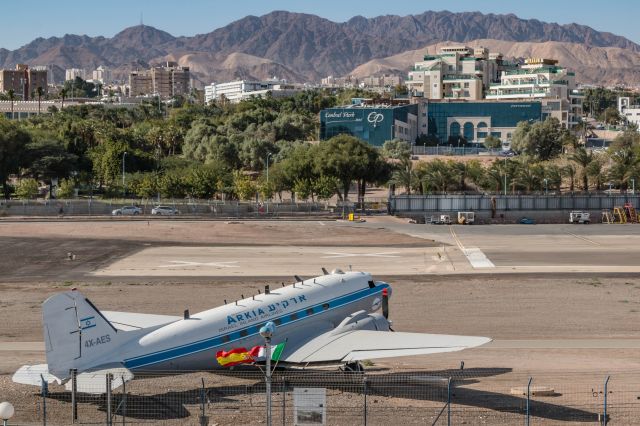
left=2, top=219, right=640, bottom=424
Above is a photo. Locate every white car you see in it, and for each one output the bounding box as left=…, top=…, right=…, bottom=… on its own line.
left=151, top=205, right=180, bottom=215
left=112, top=206, right=142, bottom=216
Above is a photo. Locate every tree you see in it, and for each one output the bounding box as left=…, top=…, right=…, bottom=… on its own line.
left=483, top=135, right=501, bottom=149
left=562, top=163, right=577, bottom=192
left=7, top=89, right=15, bottom=119
left=0, top=119, right=31, bottom=198
left=15, top=178, right=39, bottom=199
left=36, top=86, right=44, bottom=115
left=314, top=175, right=340, bottom=200
left=570, top=147, right=594, bottom=191
left=56, top=178, right=76, bottom=199
left=60, top=88, right=67, bottom=110
left=511, top=118, right=567, bottom=161
left=390, top=158, right=416, bottom=195
left=314, top=135, right=381, bottom=201
left=233, top=171, right=256, bottom=201
left=601, top=107, right=621, bottom=126
left=382, top=139, right=411, bottom=161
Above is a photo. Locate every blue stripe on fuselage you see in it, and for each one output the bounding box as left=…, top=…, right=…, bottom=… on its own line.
left=124, top=283, right=389, bottom=369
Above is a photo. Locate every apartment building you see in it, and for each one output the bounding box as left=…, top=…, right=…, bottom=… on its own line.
left=485, top=58, right=584, bottom=128
left=65, top=68, right=86, bottom=81
left=405, top=45, right=506, bottom=100
left=204, top=79, right=302, bottom=104
left=129, top=62, right=190, bottom=98
left=92, top=66, right=112, bottom=84
left=0, top=64, right=48, bottom=100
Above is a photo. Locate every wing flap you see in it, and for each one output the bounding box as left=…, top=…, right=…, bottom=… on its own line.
left=102, top=311, right=181, bottom=331
left=283, top=331, right=491, bottom=363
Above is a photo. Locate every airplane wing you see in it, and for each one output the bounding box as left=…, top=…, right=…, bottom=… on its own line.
left=281, top=330, right=491, bottom=364
left=102, top=311, right=181, bottom=331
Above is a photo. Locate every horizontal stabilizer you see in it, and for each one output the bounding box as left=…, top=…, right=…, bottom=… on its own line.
left=102, top=311, right=181, bottom=331
left=12, top=364, right=61, bottom=386
left=64, top=367, right=134, bottom=394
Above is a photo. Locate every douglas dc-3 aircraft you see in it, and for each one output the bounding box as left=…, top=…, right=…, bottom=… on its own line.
left=13, top=269, right=490, bottom=392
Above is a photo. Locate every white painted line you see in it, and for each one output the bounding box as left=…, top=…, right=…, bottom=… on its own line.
left=158, top=261, right=239, bottom=268
left=449, top=226, right=495, bottom=268
left=321, top=251, right=401, bottom=259
left=463, top=247, right=495, bottom=268
left=566, top=231, right=601, bottom=246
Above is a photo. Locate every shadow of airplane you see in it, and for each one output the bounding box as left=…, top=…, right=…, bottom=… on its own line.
left=44, top=367, right=599, bottom=422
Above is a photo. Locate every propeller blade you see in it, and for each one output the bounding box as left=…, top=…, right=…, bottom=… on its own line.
left=321, top=267, right=329, bottom=275
left=382, top=288, right=389, bottom=320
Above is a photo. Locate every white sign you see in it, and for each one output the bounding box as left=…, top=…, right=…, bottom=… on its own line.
left=294, top=387, right=326, bottom=425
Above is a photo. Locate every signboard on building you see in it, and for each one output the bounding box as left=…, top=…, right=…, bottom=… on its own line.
left=293, top=387, right=326, bottom=425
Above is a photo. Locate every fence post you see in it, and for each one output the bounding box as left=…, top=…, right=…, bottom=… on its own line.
left=363, top=375, right=368, bottom=426
left=70, top=369, right=77, bottom=423
left=106, top=373, right=112, bottom=426
left=282, top=379, right=286, bottom=426
left=41, top=375, right=48, bottom=426
left=526, top=377, right=533, bottom=426
left=199, top=377, right=208, bottom=426
left=121, top=377, right=126, bottom=426
left=447, top=377, right=452, bottom=426
left=603, top=375, right=610, bottom=425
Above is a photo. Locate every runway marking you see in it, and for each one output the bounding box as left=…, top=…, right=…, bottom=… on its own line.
left=317, top=221, right=326, bottom=226
left=565, top=231, right=601, bottom=246
left=320, top=251, right=401, bottom=259
left=449, top=226, right=495, bottom=268
left=158, top=261, right=239, bottom=268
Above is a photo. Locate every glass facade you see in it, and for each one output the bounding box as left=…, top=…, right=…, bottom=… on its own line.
left=320, top=105, right=417, bottom=147
left=425, top=101, right=542, bottom=143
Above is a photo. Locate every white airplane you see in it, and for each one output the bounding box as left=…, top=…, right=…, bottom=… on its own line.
left=13, top=269, right=490, bottom=393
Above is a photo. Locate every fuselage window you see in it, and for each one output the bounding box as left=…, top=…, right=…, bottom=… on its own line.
left=290, top=313, right=298, bottom=320
left=322, top=303, right=330, bottom=311
left=306, top=308, right=314, bottom=316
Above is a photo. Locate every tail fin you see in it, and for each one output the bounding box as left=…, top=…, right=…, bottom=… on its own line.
left=43, top=290, right=120, bottom=380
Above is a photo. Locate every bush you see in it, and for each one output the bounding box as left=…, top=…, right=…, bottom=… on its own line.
left=15, top=179, right=39, bottom=199
left=56, top=179, right=76, bottom=199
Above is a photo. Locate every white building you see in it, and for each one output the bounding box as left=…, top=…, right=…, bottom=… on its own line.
left=486, top=58, right=584, bottom=128
left=618, top=97, right=640, bottom=128
left=405, top=45, right=504, bottom=100
left=92, top=66, right=112, bottom=84
left=204, top=79, right=303, bottom=104
left=65, top=68, right=86, bottom=81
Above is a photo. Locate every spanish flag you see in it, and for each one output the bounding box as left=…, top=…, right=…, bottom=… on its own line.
left=216, top=346, right=260, bottom=367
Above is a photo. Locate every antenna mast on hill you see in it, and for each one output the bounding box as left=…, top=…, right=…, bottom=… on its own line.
left=140, top=12, right=144, bottom=27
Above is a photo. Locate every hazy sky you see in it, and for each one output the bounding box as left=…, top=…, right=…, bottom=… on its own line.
left=1, top=0, right=639, bottom=50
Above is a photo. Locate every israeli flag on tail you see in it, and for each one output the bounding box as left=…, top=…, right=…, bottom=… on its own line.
left=80, top=316, right=96, bottom=330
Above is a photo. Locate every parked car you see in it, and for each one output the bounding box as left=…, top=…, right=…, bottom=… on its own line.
left=111, top=206, right=142, bottom=216
left=151, top=205, right=180, bottom=215
left=519, top=217, right=536, bottom=225
left=498, top=149, right=517, bottom=157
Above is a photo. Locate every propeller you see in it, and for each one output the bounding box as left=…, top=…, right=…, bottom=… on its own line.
left=382, top=288, right=394, bottom=331
left=321, top=267, right=329, bottom=275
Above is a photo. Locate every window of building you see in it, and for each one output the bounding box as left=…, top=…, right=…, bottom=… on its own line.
left=464, top=82, right=469, bottom=88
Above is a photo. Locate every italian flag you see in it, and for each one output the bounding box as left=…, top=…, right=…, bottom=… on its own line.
left=216, top=346, right=260, bottom=367
left=257, top=341, right=287, bottom=362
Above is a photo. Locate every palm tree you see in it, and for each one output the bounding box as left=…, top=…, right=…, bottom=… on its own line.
left=59, top=88, right=67, bottom=110
left=7, top=89, right=14, bottom=119
left=390, top=158, right=416, bottom=195
left=562, top=163, right=577, bottom=192
left=586, top=156, right=605, bottom=191
left=570, top=147, right=594, bottom=191
left=36, top=86, right=44, bottom=115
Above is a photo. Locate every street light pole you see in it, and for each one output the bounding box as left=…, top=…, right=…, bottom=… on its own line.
left=503, top=157, right=508, bottom=196
left=122, top=151, right=128, bottom=197
left=259, top=322, right=276, bottom=426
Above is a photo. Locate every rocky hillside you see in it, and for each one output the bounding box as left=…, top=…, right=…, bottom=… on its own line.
left=0, top=11, right=638, bottom=85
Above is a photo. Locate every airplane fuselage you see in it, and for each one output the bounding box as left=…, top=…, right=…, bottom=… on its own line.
left=115, top=271, right=390, bottom=372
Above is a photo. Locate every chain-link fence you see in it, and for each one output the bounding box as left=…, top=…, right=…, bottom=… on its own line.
left=8, top=368, right=640, bottom=425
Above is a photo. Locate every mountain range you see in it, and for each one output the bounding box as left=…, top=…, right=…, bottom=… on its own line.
left=1, top=10, right=639, bottom=86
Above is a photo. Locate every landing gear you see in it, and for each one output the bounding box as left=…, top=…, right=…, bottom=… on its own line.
left=341, top=361, right=364, bottom=373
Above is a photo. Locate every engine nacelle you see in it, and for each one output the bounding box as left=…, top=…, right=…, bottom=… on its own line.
left=330, top=310, right=392, bottom=335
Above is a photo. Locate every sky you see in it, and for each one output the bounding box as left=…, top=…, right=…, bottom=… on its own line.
left=1, top=0, right=640, bottom=50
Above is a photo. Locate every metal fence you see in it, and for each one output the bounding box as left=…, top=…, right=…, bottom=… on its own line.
left=8, top=368, right=640, bottom=425
left=0, top=199, right=388, bottom=218
left=390, top=193, right=640, bottom=213
left=411, top=146, right=503, bottom=156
